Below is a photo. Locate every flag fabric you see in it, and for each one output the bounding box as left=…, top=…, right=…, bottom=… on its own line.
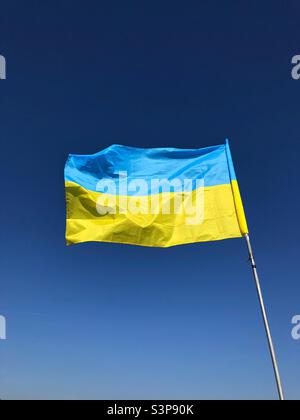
left=65, top=140, right=248, bottom=247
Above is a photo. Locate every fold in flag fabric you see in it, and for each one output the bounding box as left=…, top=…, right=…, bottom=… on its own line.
left=65, top=140, right=248, bottom=247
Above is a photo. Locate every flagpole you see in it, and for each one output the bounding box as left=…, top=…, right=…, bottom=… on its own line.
left=244, top=234, right=285, bottom=401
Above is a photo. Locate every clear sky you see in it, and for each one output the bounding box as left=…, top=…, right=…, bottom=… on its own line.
left=0, top=1, right=299, bottom=400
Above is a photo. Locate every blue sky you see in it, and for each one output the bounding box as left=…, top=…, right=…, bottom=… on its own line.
left=0, top=0, right=299, bottom=400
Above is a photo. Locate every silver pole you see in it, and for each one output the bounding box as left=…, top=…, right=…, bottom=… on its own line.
left=245, top=234, right=285, bottom=400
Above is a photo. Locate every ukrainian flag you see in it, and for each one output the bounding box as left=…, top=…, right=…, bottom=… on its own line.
left=65, top=140, right=248, bottom=247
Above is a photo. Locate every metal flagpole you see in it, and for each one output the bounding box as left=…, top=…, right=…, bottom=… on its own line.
left=244, top=234, right=285, bottom=401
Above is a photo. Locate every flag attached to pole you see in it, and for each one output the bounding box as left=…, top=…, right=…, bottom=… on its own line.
left=65, top=140, right=248, bottom=247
